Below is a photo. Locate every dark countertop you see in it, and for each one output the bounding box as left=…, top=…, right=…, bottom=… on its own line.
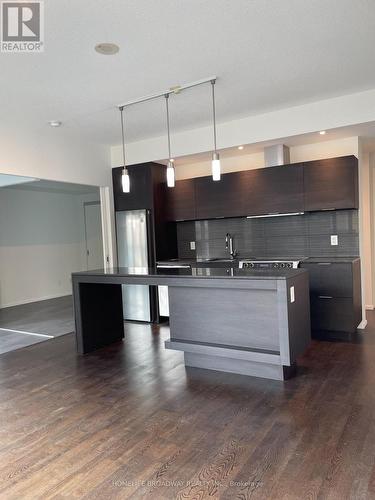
left=301, top=257, right=360, bottom=263
left=156, top=256, right=360, bottom=266
left=73, top=266, right=307, bottom=281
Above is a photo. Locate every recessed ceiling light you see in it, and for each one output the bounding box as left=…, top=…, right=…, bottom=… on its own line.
left=48, top=120, right=62, bottom=127
left=319, top=130, right=326, bottom=135
left=238, top=145, right=244, bottom=150
left=95, top=43, right=119, bottom=55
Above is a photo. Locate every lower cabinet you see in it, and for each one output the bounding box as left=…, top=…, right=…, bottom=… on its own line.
left=310, top=297, right=359, bottom=333
left=301, top=259, right=362, bottom=337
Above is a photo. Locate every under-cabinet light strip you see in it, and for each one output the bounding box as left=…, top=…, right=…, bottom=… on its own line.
left=246, top=212, right=304, bottom=219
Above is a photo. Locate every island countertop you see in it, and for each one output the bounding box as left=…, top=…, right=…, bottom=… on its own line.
left=72, top=266, right=311, bottom=380
left=72, top=266, right=307, bottom=282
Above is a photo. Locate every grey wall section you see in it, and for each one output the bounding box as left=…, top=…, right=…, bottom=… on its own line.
left=0, top=186, right=101, bottom=308
left=177, top=210, right=359, bottom=259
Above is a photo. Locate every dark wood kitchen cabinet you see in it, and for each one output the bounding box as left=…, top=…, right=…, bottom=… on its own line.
left=112, top=164, right=154, bottom=211
left=112, top=162, right=177, bottom=261
left=242, top=164, right=304, bottom=216
left=303, top=156, right=358, bottom=211
left=300, top=259, right=362, bottom=337
left=166, top=179, right=196, bottom=221
left=119, top=155, right=359, bottom=223
left=193, top=164, right=303, bottom=220
left=195, top=171, right=247, bottom=219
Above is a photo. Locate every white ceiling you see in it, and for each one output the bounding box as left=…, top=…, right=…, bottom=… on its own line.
left=2, top=0, right=375, bottom=146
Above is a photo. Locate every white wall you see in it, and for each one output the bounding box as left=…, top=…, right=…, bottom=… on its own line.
left=0, top=124, right=116, bottom=268
left=0, top=124, right=110, bottom=186
left=0, top=187, right=100, bottom=308
left=173, top=137, right=359, bottom=180
left=357, top=141, right=373, bottom=322
left=111, top=88, right=375, bottom=167
left=370, top=153, right=375, bottom=308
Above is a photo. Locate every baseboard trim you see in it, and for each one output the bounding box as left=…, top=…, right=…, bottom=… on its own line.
left=0, top=293, right=72, bottom=310
left=358, top=319, right=368, bottom=330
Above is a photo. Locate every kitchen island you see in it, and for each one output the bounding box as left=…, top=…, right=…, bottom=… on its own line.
left=72, top=267, right=311, bottom=380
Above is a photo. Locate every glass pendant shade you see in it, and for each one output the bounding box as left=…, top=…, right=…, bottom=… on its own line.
left=122, top=167, right=130, bottom=193
left=167, top=160, right=175, bottom=187
left=212, top=152, right=221, bottom=181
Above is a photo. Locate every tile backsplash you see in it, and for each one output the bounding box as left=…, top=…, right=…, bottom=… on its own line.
left=177, top=210, right=359, bottom=259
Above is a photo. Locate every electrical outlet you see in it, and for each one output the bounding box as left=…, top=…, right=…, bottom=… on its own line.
left=290, top=286, right=295, bottom=303
left=190, top=241, right=196, bottom=250
left=331, top=235, right=338, bottom=246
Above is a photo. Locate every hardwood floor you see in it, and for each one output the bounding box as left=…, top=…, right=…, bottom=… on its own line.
left=0, top=316, right=375, bottom=499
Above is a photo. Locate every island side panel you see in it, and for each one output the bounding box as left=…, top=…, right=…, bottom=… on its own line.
left=168, top=284, right=279, bottom=351
left=73, top=280, right=124, bottom=354
left=277, top=272, right=311, bottom=366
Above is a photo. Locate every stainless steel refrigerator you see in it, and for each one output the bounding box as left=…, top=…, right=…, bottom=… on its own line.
left=116, top=210, right=151, bottom=322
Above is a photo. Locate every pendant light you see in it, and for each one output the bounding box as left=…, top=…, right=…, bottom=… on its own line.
left=165, top=94, right=175, bottom=187
left=119, top=106, right=130, bottom=193
left=211, top=79, right=221, bottom=181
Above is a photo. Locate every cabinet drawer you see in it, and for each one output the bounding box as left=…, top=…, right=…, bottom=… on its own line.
left=310, top=297, right=356, bottom=333
left=301, top=263, right=353, bottom=297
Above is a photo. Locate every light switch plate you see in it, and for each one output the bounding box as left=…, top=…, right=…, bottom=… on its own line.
left=290, top=286, right=295, bottom=303
left=190, top=241, right=196, bottom=250
left=331, top=235, right=338, bottom=246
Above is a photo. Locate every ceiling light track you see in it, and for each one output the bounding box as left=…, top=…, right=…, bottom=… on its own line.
left=117, top=75, right=219, bottom=192
left=117, top=75, right=217, bottom=109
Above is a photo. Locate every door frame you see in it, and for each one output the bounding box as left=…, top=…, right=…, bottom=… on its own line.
left=83, top=201, right=103, bottom=270
left=99, top=186, right=115, bottom=268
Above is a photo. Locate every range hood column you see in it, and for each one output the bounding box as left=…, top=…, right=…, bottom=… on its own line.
left=264, top=144, right=290, bottom=167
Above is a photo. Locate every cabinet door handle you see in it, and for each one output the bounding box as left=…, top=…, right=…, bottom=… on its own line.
left=318, top=295, right=333, bottom=299
left=317, top=263, right=331, bottom=266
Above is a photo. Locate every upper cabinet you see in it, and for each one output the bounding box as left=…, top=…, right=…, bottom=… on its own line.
left=242, top=164, right=304, bottom=216
left=166, top=178, right=196, bottom=221
left=194, top=165, right=303, bottom=220
left=303, top=156, right=358, bottom=211
left=112, top=162, right=177, bottom=261
left=195, top=172, right=247, bottom=219
left=113, top=155, right=359, bottom=222
left=112, top=164, right=153, bottom=211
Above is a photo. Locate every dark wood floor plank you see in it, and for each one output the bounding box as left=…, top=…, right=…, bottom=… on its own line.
left=0, top=315, right=375, bottom=498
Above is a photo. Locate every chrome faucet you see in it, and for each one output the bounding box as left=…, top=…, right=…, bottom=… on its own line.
left=225, top=233, right=237, bottom=259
